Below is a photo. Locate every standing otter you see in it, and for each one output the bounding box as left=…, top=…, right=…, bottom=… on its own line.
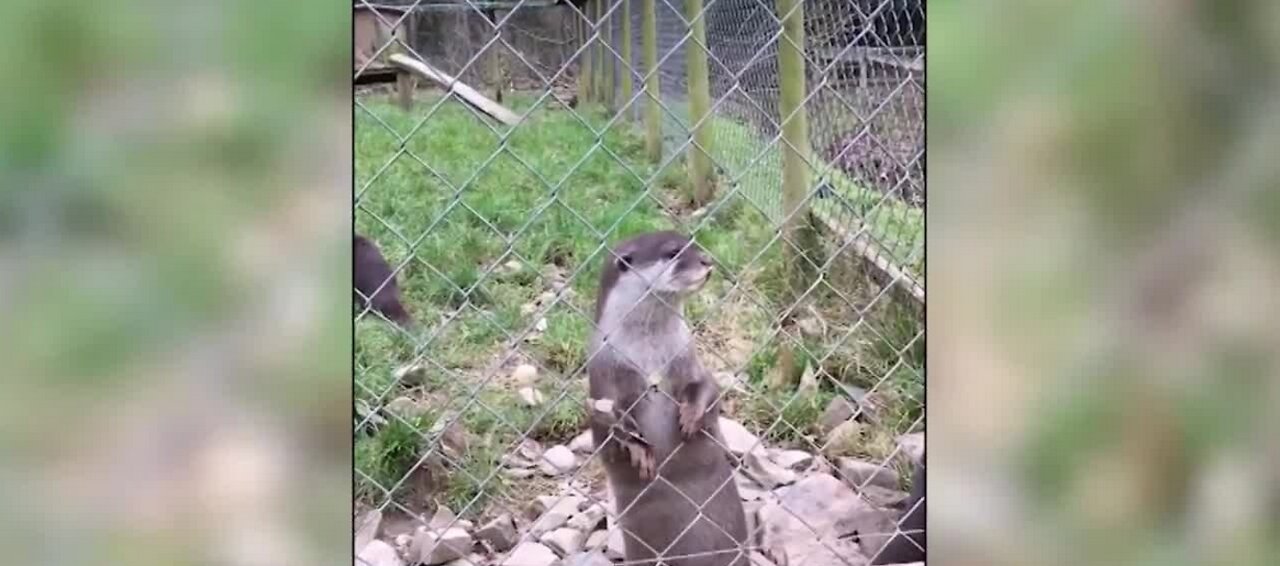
left=586, top=231, right=748, bottom=566
left=354, top=233, right=413, bottom=328
left=870, top=462, right=925, bottom=565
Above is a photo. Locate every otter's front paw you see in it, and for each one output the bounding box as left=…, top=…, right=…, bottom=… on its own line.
left=623, top=440, right=657, bottom=481
left=678, top=401, right=708, bottom=439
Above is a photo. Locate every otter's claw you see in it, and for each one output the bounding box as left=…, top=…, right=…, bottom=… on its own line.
left=624, top=440, right=657, bottom=481
left=679, top=401, right=707, bottom=439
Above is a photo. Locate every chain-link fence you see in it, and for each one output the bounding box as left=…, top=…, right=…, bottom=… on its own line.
left=354, top=0, right=924, bottom=564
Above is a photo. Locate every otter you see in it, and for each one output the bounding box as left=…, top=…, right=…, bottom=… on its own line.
left=586, top=231, right=749, bottom=566
left=354, top=233, right=413, bottom=328
left=870, top=463, right=925, bottom=565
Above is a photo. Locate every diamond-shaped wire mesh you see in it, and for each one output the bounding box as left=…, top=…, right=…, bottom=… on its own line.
left=354, top=0, right=923, bottom=565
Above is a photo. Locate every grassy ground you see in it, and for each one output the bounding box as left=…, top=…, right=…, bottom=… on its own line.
left=354, top=91, right=924, bottom=518
left=657, top=98, right=924, bottom=278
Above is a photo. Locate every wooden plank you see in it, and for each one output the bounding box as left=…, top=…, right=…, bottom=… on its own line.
left=354, top=67, right=401, bottom=85
left=814, top=46, right=923, bottom=72
left=812, top=207, right=925, bottom=306
left=866, top=52, right=923, bottom=72
left=388, top=53, right=522, bottom=126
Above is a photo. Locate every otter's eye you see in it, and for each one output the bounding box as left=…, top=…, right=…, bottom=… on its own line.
left=615, top=253, right=632, bottom=272
left=664, top=249, right=679, bottom=260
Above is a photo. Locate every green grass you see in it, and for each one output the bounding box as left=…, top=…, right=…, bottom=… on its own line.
left=353, top=92, right=925, bottom=513
left=659, top=105, right=924, bottom=277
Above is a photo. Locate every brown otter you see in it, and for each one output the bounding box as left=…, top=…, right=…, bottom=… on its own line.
left=354, top=233, right=413, bottom=328
left=586, top=231, right=748, bottom=566
left=870, top=462, right=925, bottom=565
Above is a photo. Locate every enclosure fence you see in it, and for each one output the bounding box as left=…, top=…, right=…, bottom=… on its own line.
left=355, top=0, right=924, bottom=564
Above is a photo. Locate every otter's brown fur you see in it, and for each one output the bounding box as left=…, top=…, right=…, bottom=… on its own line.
left=587, top=231, right=749, bottom=566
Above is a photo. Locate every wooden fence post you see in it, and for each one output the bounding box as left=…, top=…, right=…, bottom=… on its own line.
left=579, top=4, right=593, bottom=102
left=620, top=0, right=633, bottom=117
left=488, top=10, right=505, bottom=104
left=593, top=0, right=605, bottom=103
left=772, top=0, right=816, bottom=389
left=642, top=0, right=661, bottom=161
left=603, top=0, right=615, bottom=111
left=393, top=16, right=414, bottom=112
left=684, top=0, right=715, bottom=205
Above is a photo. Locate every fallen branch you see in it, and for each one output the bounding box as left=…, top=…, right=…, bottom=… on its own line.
left=388, top=53, right=521, bottom=126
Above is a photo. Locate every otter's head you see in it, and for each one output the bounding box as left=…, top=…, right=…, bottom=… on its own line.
left=595, top=231, right=714, bottom=322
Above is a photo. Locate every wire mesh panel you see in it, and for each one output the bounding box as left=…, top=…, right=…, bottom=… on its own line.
left=354, top=0, right=924, bottom=565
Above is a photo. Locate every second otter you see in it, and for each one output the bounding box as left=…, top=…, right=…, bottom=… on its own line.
left=586, top=231, right=749, bottom=566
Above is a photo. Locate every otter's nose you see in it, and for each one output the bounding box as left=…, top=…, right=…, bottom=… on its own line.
left=701, top=258, right=714, bottom=270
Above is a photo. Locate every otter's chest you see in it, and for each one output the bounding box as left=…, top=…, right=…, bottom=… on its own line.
left=604, top=326, right=693, bottom=379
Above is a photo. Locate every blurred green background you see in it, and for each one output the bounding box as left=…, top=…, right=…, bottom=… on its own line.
left=930, top=1, right=1279, bottom=565
left=0, top=0, right=351, bottom=564
left=1, top=0, right=1277, bottom=564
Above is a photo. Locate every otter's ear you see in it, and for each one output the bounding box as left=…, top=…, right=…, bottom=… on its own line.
left=615, top=253, right=632, bottom=272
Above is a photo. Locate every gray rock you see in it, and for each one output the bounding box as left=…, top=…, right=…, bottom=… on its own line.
left=499, top=543, right=560, bottom=566
left=718, top=417, right=764, bottom=456
left=796, top=316, right=825, bottom=338
left=511, top=364, right=538, bottom=385
left=539, top=445, right=578, bottom=476
left=744, top=450, right=797, bottom=490
left=519, top=386, right=546, bottom=407
left=758, top=474, right=872, bottom=566
left=606, top=529, right=625, bottom=560
left=433, top=419, right=471, bottom=461
left=393, top=363, right=428, bottom=386
left=567, top=503, right=606, bottom=532
left=743, top=500, right=764, bottom=548
left=583, top=530, right=609, bottom=553
left=504, top=467, right=537, bottom=479
left=355, top=400, right=387, bottom=428
left=411, top=528, right=473, bottom=565
left=356, top=540, right=404, bottom=566
left=518, top=439, right=544, bottom=460
left=394, top=534, right=413, bottom=554
left=797, top=364, right=820, bottom=397
left=355, top=508, right=383, bottom=553
left=601, top=500, right=625, bottom=559
left=840, top=506, right=899, bottom=562
left=824, top=420, right=865, bottom=455
left=713, top=371, right=734, bottom=389
left=897, top=432, right=924, bottom=466
left=477, top=513, right=519, bottom=552
left=818, top=397, right=856, bottom=432
left=504, top=439, right=546, bottom=470
left=771, top=449, right=814, bottom=472
left=736, top=475, right=769, bottom=501
left=502, top=259, right=525, bottom=275
left=428, top=506, right=458, bottom=530
left=838, top=458, right=901, bottom=491
left=386, top=397, right=430, bottom=419
left=555, top=551, right=612, bottom=566
left=529, top=496, right=585, bottom=536
left=567, top=431, right=595, bottom=454
left=860, top=485, right=911, bottom=509
left=532, top=495, right=584, bottom=515
left=540, top=527, right=586, bottom=557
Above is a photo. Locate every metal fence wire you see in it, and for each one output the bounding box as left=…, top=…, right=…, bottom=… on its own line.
left=354, top=0, right=924, bottom=565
